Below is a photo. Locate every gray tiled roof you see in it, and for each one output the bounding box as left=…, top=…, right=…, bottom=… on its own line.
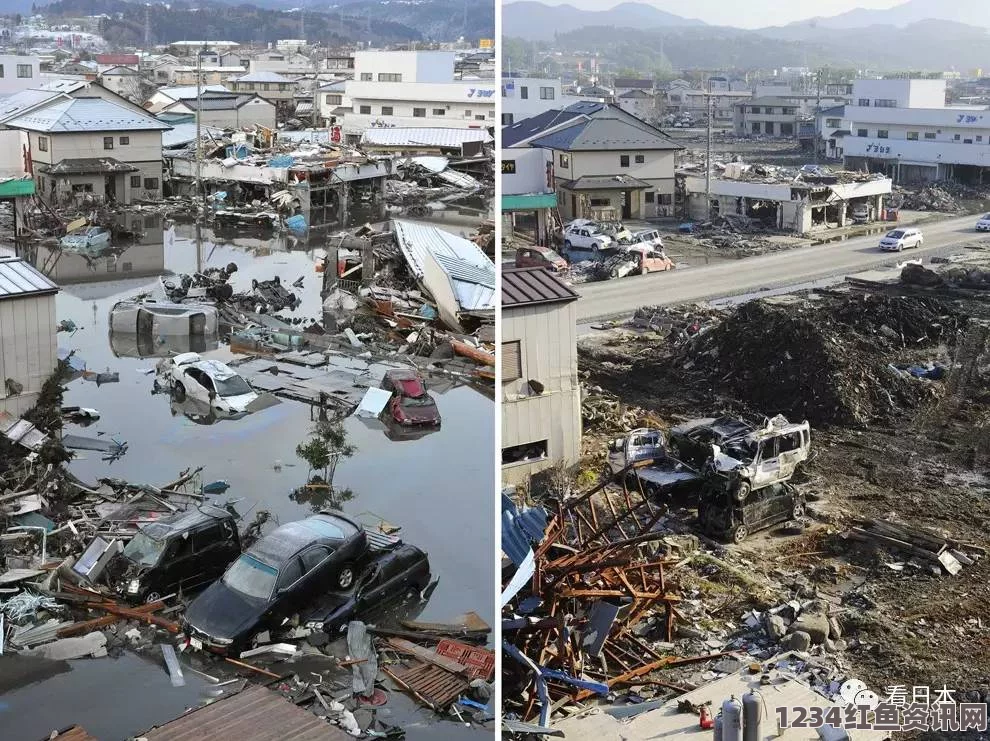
left=502, top=266, right=578, bottom=309
left=6, top=97, right=171, bottom=132
left=529, top=117, right=680, bottom=152
left=0, top=257, right=58, bottom=300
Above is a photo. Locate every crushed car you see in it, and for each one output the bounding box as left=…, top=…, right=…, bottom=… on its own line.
left=183, top=512, right=369, bottom=653
left=250, top=276, right=298, bottom=312
left=514, top=246, right=568, bottom=273
left=595, top=245, right=674, bottom=279
left=154, top=352, right=260, bottom=419
left=670, top=414, right=811, bottom=501
left=698, top=481, right=806, bottom=543
left=104, top=504, right=241, bottom=603
left=606, top=428, right=700, bottom=500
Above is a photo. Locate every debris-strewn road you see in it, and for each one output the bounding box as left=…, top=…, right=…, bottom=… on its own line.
left=575, top=214, right=984, bottom=321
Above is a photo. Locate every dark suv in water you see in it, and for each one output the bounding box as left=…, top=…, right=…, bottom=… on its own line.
left=183, top=512, right=368, bottom=653
left=107, top=505, right=241, bottom=603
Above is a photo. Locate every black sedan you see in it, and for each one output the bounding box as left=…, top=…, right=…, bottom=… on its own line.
left=183, top=513, right=368, bottom=653
left=304, top=543, right=431, bottom=635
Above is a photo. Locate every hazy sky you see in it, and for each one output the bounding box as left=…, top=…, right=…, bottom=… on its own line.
left=523, top=0, right=906, bottom=29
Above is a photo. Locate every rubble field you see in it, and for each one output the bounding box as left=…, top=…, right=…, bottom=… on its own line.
left=572, top=285, right=990, bottom=698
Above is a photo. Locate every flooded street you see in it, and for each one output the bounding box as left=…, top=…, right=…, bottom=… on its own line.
left=1, top=218, right=493, bottom=740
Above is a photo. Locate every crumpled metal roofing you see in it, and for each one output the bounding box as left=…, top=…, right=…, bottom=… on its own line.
left=392, top=220, right=495, bottom=313
left=0, top=257, right=59, bottom=299
left=6, top=97, right=172, bottom=133
left=361, top=127, right=492, bottom=149
left=501, top=491, right=548, bottom=567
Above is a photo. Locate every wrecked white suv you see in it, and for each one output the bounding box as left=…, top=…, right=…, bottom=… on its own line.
left=562, top=224, right=614, bottom=253
left=154, top=352, right=260, bottom=419
left=669, top=415, right=811, bottom=501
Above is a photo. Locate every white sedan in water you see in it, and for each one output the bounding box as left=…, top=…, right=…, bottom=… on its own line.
left=154, top=353, right=259, bottom=418
left=976, top=213, right=990, bottom=231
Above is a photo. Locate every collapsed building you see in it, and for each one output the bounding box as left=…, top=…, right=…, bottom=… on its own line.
left=678, top=164, right=893, bottom=234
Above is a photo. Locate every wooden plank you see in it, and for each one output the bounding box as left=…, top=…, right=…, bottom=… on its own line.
left=384, top=638, right=470, bottom=675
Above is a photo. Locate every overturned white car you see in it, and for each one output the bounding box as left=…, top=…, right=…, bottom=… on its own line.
left=153, top=353, right=260, bottom=419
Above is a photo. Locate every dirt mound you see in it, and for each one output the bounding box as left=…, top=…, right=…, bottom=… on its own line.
left=683, top=295, right=965, bottom=426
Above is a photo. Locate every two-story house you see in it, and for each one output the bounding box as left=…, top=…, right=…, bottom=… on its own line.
left=228, top=71, right=298, bottom=113
left=501, top=266, right=581, bottom=487
left=4, top=97, right=171, bottom=206
left=504, top=102, right=683, bottom=220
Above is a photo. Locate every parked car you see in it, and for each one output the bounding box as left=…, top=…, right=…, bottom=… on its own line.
left=154, top=353, right=259, bottom=419
left=303, top=543, right=432, bottom=635
left=879, top=228, right=923, bottom=252
left=976, top=213, right=990, bottom=231
left=669, top=415, right=811, bottom=501
left=60, top=226, right=111, bottom=252
left=109, top=300, right=218, bottom=337
left=563, top=224, right=613, bottom=253
left=183, top=513, right=369, bottom=653
left=514, top=246, right=568, bottom=273
left=381, top=369, right=441, bottom=427
left=106, top=504, right=240, bottom=603
left=698, top=481, right=805, bottom=543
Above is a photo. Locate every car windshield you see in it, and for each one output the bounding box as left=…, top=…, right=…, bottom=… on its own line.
left=122, top=531, right=165, bottom=566
left=401, top=395, right=434, bottom=408
left=886, top=230, right=905, bottom=239
left=983, top=214, right=990, bottom=220
left=215, top=374, right=252, bottom=397
left=223, top=554, right=277, bottom=600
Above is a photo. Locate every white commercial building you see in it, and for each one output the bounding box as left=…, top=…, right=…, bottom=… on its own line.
left=0, top=55, right=41, bottom=95
left=501, top=76, right=582, bottom=126
left=841, top=78, right=990, bottom=183
left=344, top=51, right=495, bottom=138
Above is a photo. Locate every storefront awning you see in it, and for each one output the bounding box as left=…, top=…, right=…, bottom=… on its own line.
left=502, top=192, right=557, bottom=210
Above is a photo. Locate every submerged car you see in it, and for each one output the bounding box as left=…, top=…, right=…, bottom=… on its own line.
left=183, top=513, right=369, bottom=653
left=154, top=352, right=259, bottom=418
left=382, top=370, right=441, bottom=427
left=60, top=226, right=111, bottom=252
left=698, top=481, right=805, bottom=543
left=514, top=246, right=568, bottom=273
left=106, top=505, right=240, bottom=603
left=879, top=228, right=923, bottom=252
left=670, top=415, right=811, bottom=501
left=304, top=542, right=431, bottom=635
left=109, top=300, right=218, bottom=337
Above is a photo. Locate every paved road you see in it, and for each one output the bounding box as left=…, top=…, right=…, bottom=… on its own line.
left=575, top=214, right=987, bottom=322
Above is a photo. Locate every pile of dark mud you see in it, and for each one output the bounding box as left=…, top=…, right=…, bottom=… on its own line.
left=681, top=294, right=966, bottom=426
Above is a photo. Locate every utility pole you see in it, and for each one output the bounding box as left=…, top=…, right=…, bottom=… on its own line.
left=705, top=77, right=713, bottom=219
left=195, top=47, right=203, bottom=211
left=143, top=4, right=150, bottom=45
left=311, top=56, right=319, bottom=128
left=813, top=68, right=822, bottom=165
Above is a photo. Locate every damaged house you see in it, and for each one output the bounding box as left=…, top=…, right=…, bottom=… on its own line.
left=679, top=165, right=892, bottom=233
left=504, top=102, right=683, bottom=220
left=158, top=91, right=277, bottom=131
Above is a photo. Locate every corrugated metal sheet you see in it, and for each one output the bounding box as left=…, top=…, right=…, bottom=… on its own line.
left=502, top=267, right=578, bottom=309
left=361, top=127, right=491, bottom=149
left=393, top=220, right=495, bottom=313
left=144, top=683, right=349, bottom=740
left=0, top=257, right=59, bottom=300
left=6, top=98, right=172, bottom=133
left=502, top=492, right=548, bottom=567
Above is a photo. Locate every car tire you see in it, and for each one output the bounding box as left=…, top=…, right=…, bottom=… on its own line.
left=729, top=524, right=748, bottom=544
left=172, top=382, right=186, bottom=402
left=645, top=482, right=661, bottom=499
left=610, top=268, right=620, bottom=279
left=564, top=240, right=572, bottom=249
left=336, top=563, right=356, bottom=590
left=592, top=244, right=600, bottom=255
left=792, top=502, right=805, bottom=519
left=733, top=480, right=751, bottom=503
left=145, top=591, right=161, bottom=603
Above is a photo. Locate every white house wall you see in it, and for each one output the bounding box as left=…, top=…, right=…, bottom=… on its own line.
left=502, top=147, right=551, bottom=196
left=0, top=294, right=58, bottom=416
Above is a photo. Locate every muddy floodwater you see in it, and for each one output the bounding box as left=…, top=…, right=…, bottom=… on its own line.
left=0, top=219, right=494, bottom=740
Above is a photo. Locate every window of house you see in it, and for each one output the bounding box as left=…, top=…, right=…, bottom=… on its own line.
left=263, top=83, right=270, bottom=91
left=645, top=191, right=655, bottom=203
left=325, top=94, right=342, bottom=105
left=38, top=136, right=48, bottom=152
left=907, top=131, right=919, bottom=140
left=782, top=107, right=796, bottom=115
left=520, top=86, right=528, bottom=100
left=432, top=108, right=445, bottom=116
left=635, top=154, right=645, bottom=164
left=119, top=136, right=129, bottom=145
left=857, top=128, right=867, bottom=137
left=144, top=177, right=159, bottom=189
left=874, top=99, right=896, bottom=108
left=659, top=193, right=673, bottom=205
left=502, top=440, right=548, bottom=466
left=924, top=132, right=936, bottom=139
left=72, top=184, right=93, bottom=193
left=826, top=118, right=840, bottom=127
left=620, top=154, right=630, bottom=167
left=954, top=133, right=961, bottom=141
left=130, top=175, right=141, bottom=187
left=877, top=130, right=888, bottom=139
left=502, top=159, right=516, bottom=174
left=122, top=262, right=132, bottom=272
left=559, top=153, right=569, bottom=168
left=359, top=105, right=371, bottom=114
left=752, top=122, right=761, bottom=133
left=381, top=106, right=393, bottom=115
left=965, top=138, right=974, bottom=144
left=103, top=137, right=113, bottom=149
left=378, top=73, right=401, bottom=82
left=501, top=340, right=521, bottom=382
left=476, top=114, right=487, bottom=121
left=501, top=112, right=514, bottom=125
left=858, top=98, right=870, bottom=106
left=16, top=64, right=32, bottom=78
left=0, top=65, right=4, bottom=78
left=589, top=198, right=610, bottom=206
left=464, top=109, right=472, bottom=117
left=979, top=135, right=984, bottom=142
left=540, top=86, right=554, bottom=100
left=413, top=107, right=426, bottom=117
left=360, top=73, right=372, bottom=81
